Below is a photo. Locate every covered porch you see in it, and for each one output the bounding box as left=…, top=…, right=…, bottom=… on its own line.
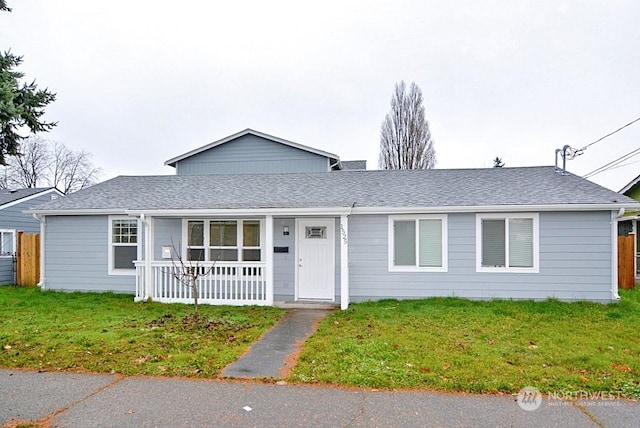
left=132, top=211, right=351, bottom=309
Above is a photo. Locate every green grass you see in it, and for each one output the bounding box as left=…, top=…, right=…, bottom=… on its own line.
left=0, top=286, right=284, bottom=377
left=290, top=290, right=640, bottom=398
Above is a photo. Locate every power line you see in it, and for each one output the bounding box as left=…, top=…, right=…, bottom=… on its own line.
left=602, top=158, right=640, bottom=172
left=579, top=116, right=640, bottom=151
left=583, top=147, right=640, bottom=178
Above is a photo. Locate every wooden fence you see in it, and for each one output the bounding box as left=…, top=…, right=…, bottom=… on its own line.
left=17, top=232, right=40, bottom=286
left=618, top=233, right=635, bottom=289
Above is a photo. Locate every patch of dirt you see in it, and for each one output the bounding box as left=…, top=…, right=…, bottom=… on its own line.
left=147, top=314, right=253, bottom=333
left=146, top=314, right=175, bottom=327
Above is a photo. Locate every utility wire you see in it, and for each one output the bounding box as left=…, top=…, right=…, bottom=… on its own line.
left=601, top=158, right=640, bottom=172
left=583, top=147, right=640, bottom=178
left=579, top=116, right=640, bottom=151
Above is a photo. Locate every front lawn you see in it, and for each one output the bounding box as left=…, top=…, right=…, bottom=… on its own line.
left=291, top=290, right=640, bottom=398
left=0, top=286, right=283, bottom=377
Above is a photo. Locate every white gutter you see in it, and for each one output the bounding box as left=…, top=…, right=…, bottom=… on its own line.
left=351, top=203, right=640, bottom=214
left=26, top=203, right=640, bottom=217
left=123, top=207, right=354, bottom=217
left=32, top=213, right=46, bottom=289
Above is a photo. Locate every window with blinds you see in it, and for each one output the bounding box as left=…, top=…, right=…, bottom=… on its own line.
left=477, top=214, right=538, bottom=272
left=389, top=215, right=447, bottom=272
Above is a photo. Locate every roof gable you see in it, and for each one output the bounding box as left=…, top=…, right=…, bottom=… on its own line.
left=0, top=188, right=61, bottom=210
left=165, top=129, right=340, bottom=168
left=619, top=173, right=640, bottom=196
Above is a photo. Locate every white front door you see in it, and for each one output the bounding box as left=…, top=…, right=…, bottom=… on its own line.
left=296, top=218, right=335, bottom=300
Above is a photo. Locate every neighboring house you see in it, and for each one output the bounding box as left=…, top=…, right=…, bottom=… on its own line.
left=27, top=129, right=640, bottom=309
left=618, top=174, right=640, bottom=276
left=0, top=188, right=62, bottom=285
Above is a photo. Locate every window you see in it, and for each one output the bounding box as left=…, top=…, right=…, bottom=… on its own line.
left=388, top=215, right=447, bottom=272
left=306, top=226, right=326, bottom=239
left=109, top=217, right=139, bottom=274
left=0, top=230, right=15, bottom=257
left=476, top=213, right=539, bottom=273
left=185, top=219, right=262, bottom=262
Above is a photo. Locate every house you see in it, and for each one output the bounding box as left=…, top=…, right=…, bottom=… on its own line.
left=0, top=187, right=62, bottom=285
left=617, top=174, right=640, bottom=277
left=27, top=129, right=640, bottom=309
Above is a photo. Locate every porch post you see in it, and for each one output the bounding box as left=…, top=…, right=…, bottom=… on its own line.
left=340, top=214, right=349, bottom=310
left=144, top=215, right=154, bottom=300
left=265, top=215, right=274, bottom=305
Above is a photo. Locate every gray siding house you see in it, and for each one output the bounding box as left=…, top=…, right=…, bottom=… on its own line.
left=28, top=129, right=639, bottom=308
left=0, top=188, right=62, bottom=284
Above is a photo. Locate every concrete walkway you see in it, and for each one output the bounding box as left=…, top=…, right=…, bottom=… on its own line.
left=2, top=369, right=639, bottom=427
left=222, top=309, right=332, bottom=379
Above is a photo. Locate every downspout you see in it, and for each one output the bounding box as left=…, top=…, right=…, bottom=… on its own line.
left=612, top=208, right=626, bottom=300
left=32, top=213, right=46, bottom=289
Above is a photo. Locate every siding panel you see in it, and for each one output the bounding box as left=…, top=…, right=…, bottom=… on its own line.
left=0, top=257, right=14, bottom=285
left=45, top=216, right=135, bottom=293
left=348, top=211, right=614, bottom=303
left=274, top=218, right=295, bottom=301
left=176, top=134, right=329, bottom=175
left=0, top=192, right=56, bottom=232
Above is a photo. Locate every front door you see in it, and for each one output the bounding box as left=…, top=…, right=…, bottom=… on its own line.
left=296, top=218, right=335, bottom=300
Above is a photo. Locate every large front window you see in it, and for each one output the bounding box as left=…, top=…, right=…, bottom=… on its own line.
left=186, top=219, right=262, bottom=262
left=476, top=213, right=539, bottom=272
left=388, top=215, right=448, bottom=272
left=109, top=217, right=138, bottom=273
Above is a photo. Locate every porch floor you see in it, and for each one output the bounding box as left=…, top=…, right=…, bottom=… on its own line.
left=221, top=309, right=333, bottom=379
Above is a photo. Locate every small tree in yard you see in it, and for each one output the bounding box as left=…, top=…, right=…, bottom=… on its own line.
left=169, top=237, right=216, bottom=319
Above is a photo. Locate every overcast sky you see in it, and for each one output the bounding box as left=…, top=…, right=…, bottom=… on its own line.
left=2, top=1, right=639, bottom=191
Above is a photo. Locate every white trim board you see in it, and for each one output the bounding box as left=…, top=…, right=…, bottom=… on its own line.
left=27, top=203, right=640, bottom=217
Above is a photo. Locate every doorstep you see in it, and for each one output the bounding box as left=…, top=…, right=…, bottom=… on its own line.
left=274, top=301, right=340, bottom=310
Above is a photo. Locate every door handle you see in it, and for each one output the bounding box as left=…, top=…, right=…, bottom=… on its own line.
left=298, top=258, right=302, bottom=267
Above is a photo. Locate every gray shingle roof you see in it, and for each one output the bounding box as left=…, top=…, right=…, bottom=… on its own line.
left=29, top=167, right=637, bottom=212
left=0, top=188, right=54, bottom=207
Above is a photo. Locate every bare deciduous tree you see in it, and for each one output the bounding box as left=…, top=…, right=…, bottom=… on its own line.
left=0, top=136, right=101, bottom=193
left=379, top=81, right=436, bottom=170
left=49, top=141, right=101, bottom=194
left=3, top=136, right=50, bottom=188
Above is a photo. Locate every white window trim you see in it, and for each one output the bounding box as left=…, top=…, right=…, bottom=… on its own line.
left=0, top=229, right=16, bottom=258
left=475, top=213, right=539, bottom=273
left=108, top=216, right=140, bottom=276
left=388, top=214, right=448, bottom=272
left=182, top=218, right=265, bottom=263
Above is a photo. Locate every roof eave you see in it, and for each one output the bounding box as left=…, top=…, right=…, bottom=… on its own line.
left=26, top=202, right=640, bottom=216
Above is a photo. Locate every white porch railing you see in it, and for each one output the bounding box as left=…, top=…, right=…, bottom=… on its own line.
left=135, top=261, right=268, bottom=306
